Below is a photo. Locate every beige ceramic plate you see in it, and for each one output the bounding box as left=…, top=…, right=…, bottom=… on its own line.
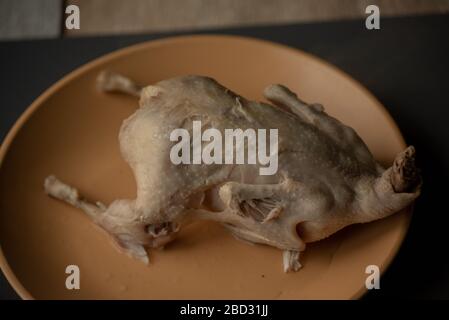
left=0, top=35, right=410, bottom=300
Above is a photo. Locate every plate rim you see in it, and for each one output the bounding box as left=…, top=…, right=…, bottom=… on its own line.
left=0, top=34, right=411, bottom=300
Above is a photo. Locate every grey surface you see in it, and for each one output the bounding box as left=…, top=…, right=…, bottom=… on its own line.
left=0, top=0, right=62, bottom=40
left=66, top=0, right=449, bottom=36
left=2, top=0, right=449, bottom=40
left=0, top=14, right=448, bottom=299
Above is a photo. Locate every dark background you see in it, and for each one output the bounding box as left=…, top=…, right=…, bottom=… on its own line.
left=1, top=14, right=448, bottom=299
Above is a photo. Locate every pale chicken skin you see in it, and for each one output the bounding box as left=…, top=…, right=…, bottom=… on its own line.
left=44, top=71, right=421, bottom=272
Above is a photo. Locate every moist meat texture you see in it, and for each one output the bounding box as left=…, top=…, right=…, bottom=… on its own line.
left=44, top=71, right=421, bottom=272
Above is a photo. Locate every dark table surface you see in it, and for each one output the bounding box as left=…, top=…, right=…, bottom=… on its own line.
left=1, top=14, right=448, bottom=300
